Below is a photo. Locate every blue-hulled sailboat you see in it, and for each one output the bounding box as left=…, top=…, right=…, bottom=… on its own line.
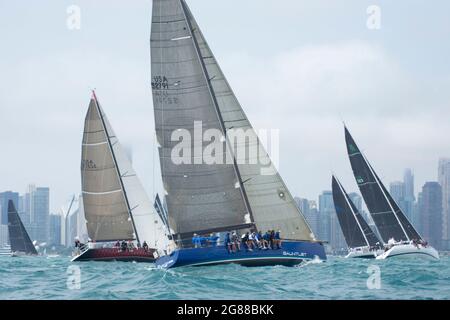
left=150, top=0, right=326, bottom=268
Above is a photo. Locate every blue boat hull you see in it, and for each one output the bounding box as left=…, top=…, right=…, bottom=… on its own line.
left=155, top=240, right=326, bottom=268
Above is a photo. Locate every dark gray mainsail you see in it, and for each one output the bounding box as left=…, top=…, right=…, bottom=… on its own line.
left=344, top=126, right=421, bottom=243
left=332, top=176, right=380, bottom=248
left=82, top=93, right=168, bottom=247
left=7, top=200, right=38, bottom=255
left=151, top=0, right=315, bottom=241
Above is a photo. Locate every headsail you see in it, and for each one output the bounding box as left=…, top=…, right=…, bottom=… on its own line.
left=82, top=93, right=168, bottom=247
left=151, top=0, right=314, bottom=241
left=344, top=126, right=421, bottom=242
left=332, top=176, right=380, bottom=248
left=7, top=200, right=37, bottom=255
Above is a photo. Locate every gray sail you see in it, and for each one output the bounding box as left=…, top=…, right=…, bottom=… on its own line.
left=151, top=0, right=314, bottom=241
left=82, top=96, right=135, bottom=242
left=8, top=200, right=37, bottom=255
left=332, top=176, right=380, bottom=248
left=151, top=0, right=250, bottom=237
left=82, top=93, right=169, bottom=247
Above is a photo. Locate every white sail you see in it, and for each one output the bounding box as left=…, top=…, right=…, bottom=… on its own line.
left=82, top=93, right=169, bottom=248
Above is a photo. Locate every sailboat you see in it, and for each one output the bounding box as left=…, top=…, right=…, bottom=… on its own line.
left=71, top=92, right=170, bottom=262
left=332, top=175, right=383, bottom=258
left=8, top=200, right=38, bottom=256
left=150, top=0, right=326, bottom=268
left=344, top=126, right=439, bottom=260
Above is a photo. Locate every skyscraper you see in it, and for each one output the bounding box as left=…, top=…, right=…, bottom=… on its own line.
left=390, top=181, right=406, bottom=211
left=294, top=197, right=319, bottom=238
left=438, top=158, right=450, bottom=250
left=0, top=191, right=19, bottom=225
left=49, top=214, right=62, bottom=246
left=21, top=185, right=50, bottom=243
left=420, top=182, right=442, bottom=249
left=348, top=192, right=363, bottom=213
left=318, top=191, right=333, bottom=243
left=403, top=169, right=416, bottom=224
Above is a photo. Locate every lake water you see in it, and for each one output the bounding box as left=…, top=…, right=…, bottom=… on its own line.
left=0, top=255, right=449, bottom=299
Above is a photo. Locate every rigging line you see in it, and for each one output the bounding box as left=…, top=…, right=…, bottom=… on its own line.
left=363, top=153, right=410, bottom=242
left=336, top=177, right=371, bottom=247
left=179, top=0, right=255, bottom=228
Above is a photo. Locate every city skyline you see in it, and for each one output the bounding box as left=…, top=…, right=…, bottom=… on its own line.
left=1, top=1, right=450, bottom=213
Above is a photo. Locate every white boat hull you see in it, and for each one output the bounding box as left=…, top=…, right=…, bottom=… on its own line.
left=376, top=244, right=439, bottom=260
left=345, top=249, right=383, bottom=259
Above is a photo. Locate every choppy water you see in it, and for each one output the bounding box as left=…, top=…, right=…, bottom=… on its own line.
left=0, top=255, right=449, bottom=300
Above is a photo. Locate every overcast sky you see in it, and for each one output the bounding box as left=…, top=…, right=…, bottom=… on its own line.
left=1, top=0, right=450, bottom=213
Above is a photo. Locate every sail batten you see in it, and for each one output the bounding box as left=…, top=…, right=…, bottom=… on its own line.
left=151, top=0, right=314, bottom=241
left=344, top=127, right=421, bottom=243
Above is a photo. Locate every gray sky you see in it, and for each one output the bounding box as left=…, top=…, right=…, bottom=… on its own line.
left=1, top=0, right=450, bottom=213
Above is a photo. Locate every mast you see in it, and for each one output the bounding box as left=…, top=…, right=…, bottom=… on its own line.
left=334, top=176, right=371, bottom=247
left=178, top=0, right=255, bottom=228
left=91, top=91, right=141, bottom=245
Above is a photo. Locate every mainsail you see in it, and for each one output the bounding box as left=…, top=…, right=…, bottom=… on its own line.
left=7, top=200, right=37, bottom=255
left=81, top=93, right=168, bottom=247
left=332, top=176, right=380, bottom=248
left=344, top=126, right=421, bottom=243
left=151, top=0, right=314, bottom=241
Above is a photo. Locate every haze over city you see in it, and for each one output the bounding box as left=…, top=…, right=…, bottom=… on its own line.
left=1, top=0, right=450, bottom=213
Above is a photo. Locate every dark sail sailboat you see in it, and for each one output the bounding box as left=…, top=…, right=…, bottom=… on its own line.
left=151, top=0, right=326, bottom=268
left=8, top=200, right=38, bottom=256
left=344, top=126, right=439, bottom=259
left=71, top=92, right=170, bottom=262
left=331, top=175, right=382, bottom=258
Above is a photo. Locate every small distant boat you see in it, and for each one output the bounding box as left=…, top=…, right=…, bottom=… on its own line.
left=344, top=126, right=439, bottom=260
left=71, top=92, right=170, bottom=262
left=7, top=201, right=38, bottom=256
left=151, top=0, right=326, bottom=268
left=332, top=175, right=383, bottom=258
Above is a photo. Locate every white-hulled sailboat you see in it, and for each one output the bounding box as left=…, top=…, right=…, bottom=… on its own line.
left=344, top=126, right=439, bottom=260
left=332, top=176, right=383, bottom=258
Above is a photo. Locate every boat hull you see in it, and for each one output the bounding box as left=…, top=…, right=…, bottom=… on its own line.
left=345, top=248, right=384, bottom=259
left=156, top=240, right=326, bottom=268
left=376, top=244, right=439, bottom=260
left=71, top=247, right=156, bottom=262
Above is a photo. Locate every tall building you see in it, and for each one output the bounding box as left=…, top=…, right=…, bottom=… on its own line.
left=403, top=169, right=416, bottom=224
left=318, top=191, right=332, bottom=242
left=348, top=192, right=363, bottom=213
left=419, top=182, right=442, bottom=249
left=0, top=224, right=8, bottom=247
left=49, top=214, right=62, bottom=246
left=390, top=181, right=406, bottom=212
left=294, top=197, right=319, bottom=238
left=438, top=158, right=450, bottom=250
left=21, top=185, right=50, bottom=244
left=0, top=191, right=19, bottom=225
